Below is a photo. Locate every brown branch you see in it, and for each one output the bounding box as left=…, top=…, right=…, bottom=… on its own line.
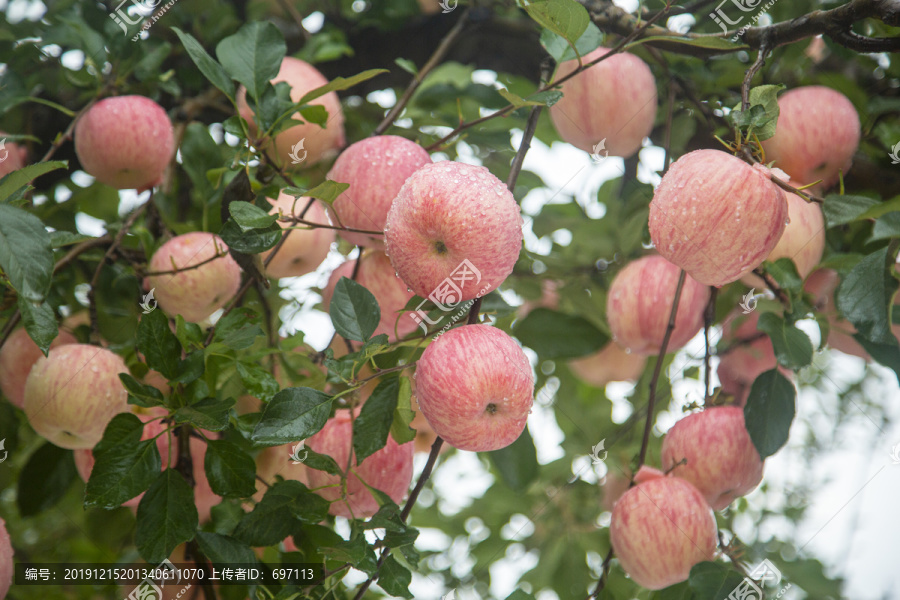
left=740, top=42, right=771, bottom=112
left=141, top=249, right=228, bottom=277
left=703, top=287, right=718, bottom=400
left=507, top=103, right=544, bottom=191
left=280, top=216, right=382, bottom=236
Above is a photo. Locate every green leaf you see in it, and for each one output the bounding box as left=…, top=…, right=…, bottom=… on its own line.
left=390, top=377, right=417, bottom=445
left=869, top=212, right=900, bottom=243
left=137, top=308, right=181, bottom=379
left=628, top=35, right=746, bottom=51
left=236, top=361, right=280, bottom=403
left=756, top=312, right=813, bottom=369
left=298, top=104, right=328, bottom=127
left=730, top=84, right=783, bottom=140
left=205, top=440, right=257, bottom=498
left=395, top=57, right=418, bottom=75
left=488, top=426, right=538, bottom=491
left=215, top=22, right=285, bottom=104
left=764, top=257, right=803, bottom=293
left=822, top=194, right=879, bottom=228
left=513, top=307, right=607, bottom=359
left=301, top=448, right=343, bottom=475
left=135, top=470, right=199, bottom=563
left=85, top=413, right=162, bottom=509
left=524, top=0, right=590, bottom=48
left=173, top=397, right=235, bottom=432
left=0, top=161, right=66, bottom=204
left=836, top=246, right=898, bottom=345
left=16, top=443, right=77, bottom=517
left=172, top=28, right=235, bottom=100
left=48, top=231, right=93, bottom=248
left=18, top=298, right=58, bottom=356
left=120, top=373, right=166, bottom=408
left=498, top=87, right=545, bottom=109
left=212, top=307, right=265, bottom=350
left=195, top=532, right=258, bottom=565
left=229, top=201, right=278, bottom=231
left=295, top=69, right=389, bottom=105
left=744, top=370, right=796, bottom=459
left=234, top=480, right=330, bottom=546
left=853, top=334, right=900, bottom=385
left=329, top=277, right=381, bottom=342
left=219, top=218, right=281, bottom=254
left=251, top=387, right=333, bottom=445
left=304, top=180, right=351, bottom=205
left=353, top=379, right=400, bottom=462
left=378, top=554, right=414, bottom=599
left=541, top=21, right=603, bottom=62
left=688, top=562, right=747, bottom=599
left=0, top=203, right=54, bottom=303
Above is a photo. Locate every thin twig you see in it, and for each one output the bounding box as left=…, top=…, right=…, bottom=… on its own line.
left=507, top=105, right=543, bottom=191
left=280, top=216, right=382, bottom=236
left=703, top=287, right=718, bottom=400
left=740, top=42, right=771, bottom=112
left=40, top=97, right=98, bottom=163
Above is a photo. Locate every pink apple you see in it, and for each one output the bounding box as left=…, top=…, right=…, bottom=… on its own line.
left=761, top=86, right=860, bottom=189
left=716, top=311, right=780, bottom=406
left=327, top=136, right=431, bottom=248
left=649, top=149, right=788, bottom=287
left=742, top=192, right=825, bottom=287
left=803, top=268, right=870, bottom=359
left=606, top=255, right=710, bottom=355
left=0, top=327, right=77, bottom=409
left=384, top=161, right=523, bottom=301
left=0, top=517, right=12, bottom=600
left=305, top=409, right=414, bottom=518
left=610, top=470, right=718, bottom=590
left=568, top=342, right=647, bottom=387
left=237, top=56, right=345, bottom=169
left=74, top=95, right=175, bottom=191
left=661, top=406, right=764, bottom=510
left=414, top=324, right=534, bottom=451
left=260, top=193, right=334, bottom=279
left=0, top=132, right=28, bottom=178
left=23, top=344, right=129, bottom=449
left=549, top=47, right=657, bottom=158
left=322, top=250, right=416, bottom=341
left=146, top=232, right=242, bottom=323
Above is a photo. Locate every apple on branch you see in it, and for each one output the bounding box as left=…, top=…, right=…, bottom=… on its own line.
left=0, top=517, right=12, bottom=599
left=0, top=327, right=77, bottom=409
left=260, top=193, right=335, bottom=279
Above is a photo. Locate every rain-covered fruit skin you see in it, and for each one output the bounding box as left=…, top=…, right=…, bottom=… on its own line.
left=610, top=470, right=718, bottom=590
left=305, top=409, right=414, bottom=518
left=415, top=325, right=534, bottom=452
left=146, top=233, right=242, bottom=324
left=549, top=47, right=658, bottom=158
left=568, top=342, right=647, bottom=387
left=761, top=86, right=861, bottom=189
left=23, top=345, right=129, bottom=449
left=322, top=250, right=416, bottom=341
left=716, top=311, right=780, bottom=406
left=74, top=95, right=175, bottom=191
left=237, top=57, right=345, bottom=169
left=0, top=516, right=12, bottom=599
left=661, top=406, right=764, bottom=510
left=0, top=133, right=28, bottom=178
left=384, top=161, right=523, bottom=301
left=606, top=255, right=710, bottom=355
left=742, top=192, right=825, bottom=288
left=0, top=328, right=77, bottom=409
left=260, top=194, right=334, bottom=279
left=649, top=149, right=788, bottom=287
left=327, top=136, right=432, bottom=248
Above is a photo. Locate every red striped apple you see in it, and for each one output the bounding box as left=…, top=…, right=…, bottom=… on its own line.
left=327, top=135, right=431, bottom=248
left=23, top=344, right=129, bottom=449
left=384, top=161, right=523, bottom=301
left=0, top=516, right=11, bottom=600
left=237, top=57, right=345, bottom=169
left=610, top=469, right=718, bottom=590
left=74, top=95, right=174, bottom=191
left=568, top=342, right=646, bottom=387
left=305, top=409, right=414, bottom=518
left=260, top=194, right=334, bottom=279
left=661, top=406, right=764, bottom=510
left=716, top=311, right=782, bottom=406
left=0, top=132, right=28, bottom=178
left=549, top=47, right=657, bottom=158
left=606, top=255, right=710, bottom=355
left=146, top=232, right=242, bottom=324
left=0, top=327, right=77, bottom=409
left=414, top=324, right=534, bottom=451
left=649, top=149, right=788, bottom=287
left=761, top=86, right=860, bottom=189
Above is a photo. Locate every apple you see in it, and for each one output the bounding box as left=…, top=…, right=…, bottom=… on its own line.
left=146, top=232, right=242, bottom=324
left=384, top=161, right=523, bottom=301
left=610, top=469, right=718, bottom=590
left=716, top=311, right=780, bottom=406
left=0, top=517, right=12, bottom=600
left=649, top=149, right=788, bottom=287
left=803, top=268, right=870, bottom=359
left=568, top=342, right=647, bottom=387
left=761, top=86, right=860, bottom=189
left=322, top=250, right=417, bottom=341
left=260, top=193, right=334, bottom=279
left=23, top=344, right=129, bottom=449
left=549, top=47, right=657, bottom=158
left=517, top=279, right=560, bottom=318
left=414, top=324, right=534, bottom=451
left=742, top=192, right=825, bottom=287
left=237, top=56, right=345, bottom=169
left=0, top=327, right=77, bottom=409
left=0, top=132, right=28, bottom=178
left=74, top=95, right=175, bottom=191
left=661, top=406, right=764, bottom=510
left=305, top=409, right=414, bottom=518
left=327, top=135, right=431, bottom=248
left=606, top=255, right=710, bottom=355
